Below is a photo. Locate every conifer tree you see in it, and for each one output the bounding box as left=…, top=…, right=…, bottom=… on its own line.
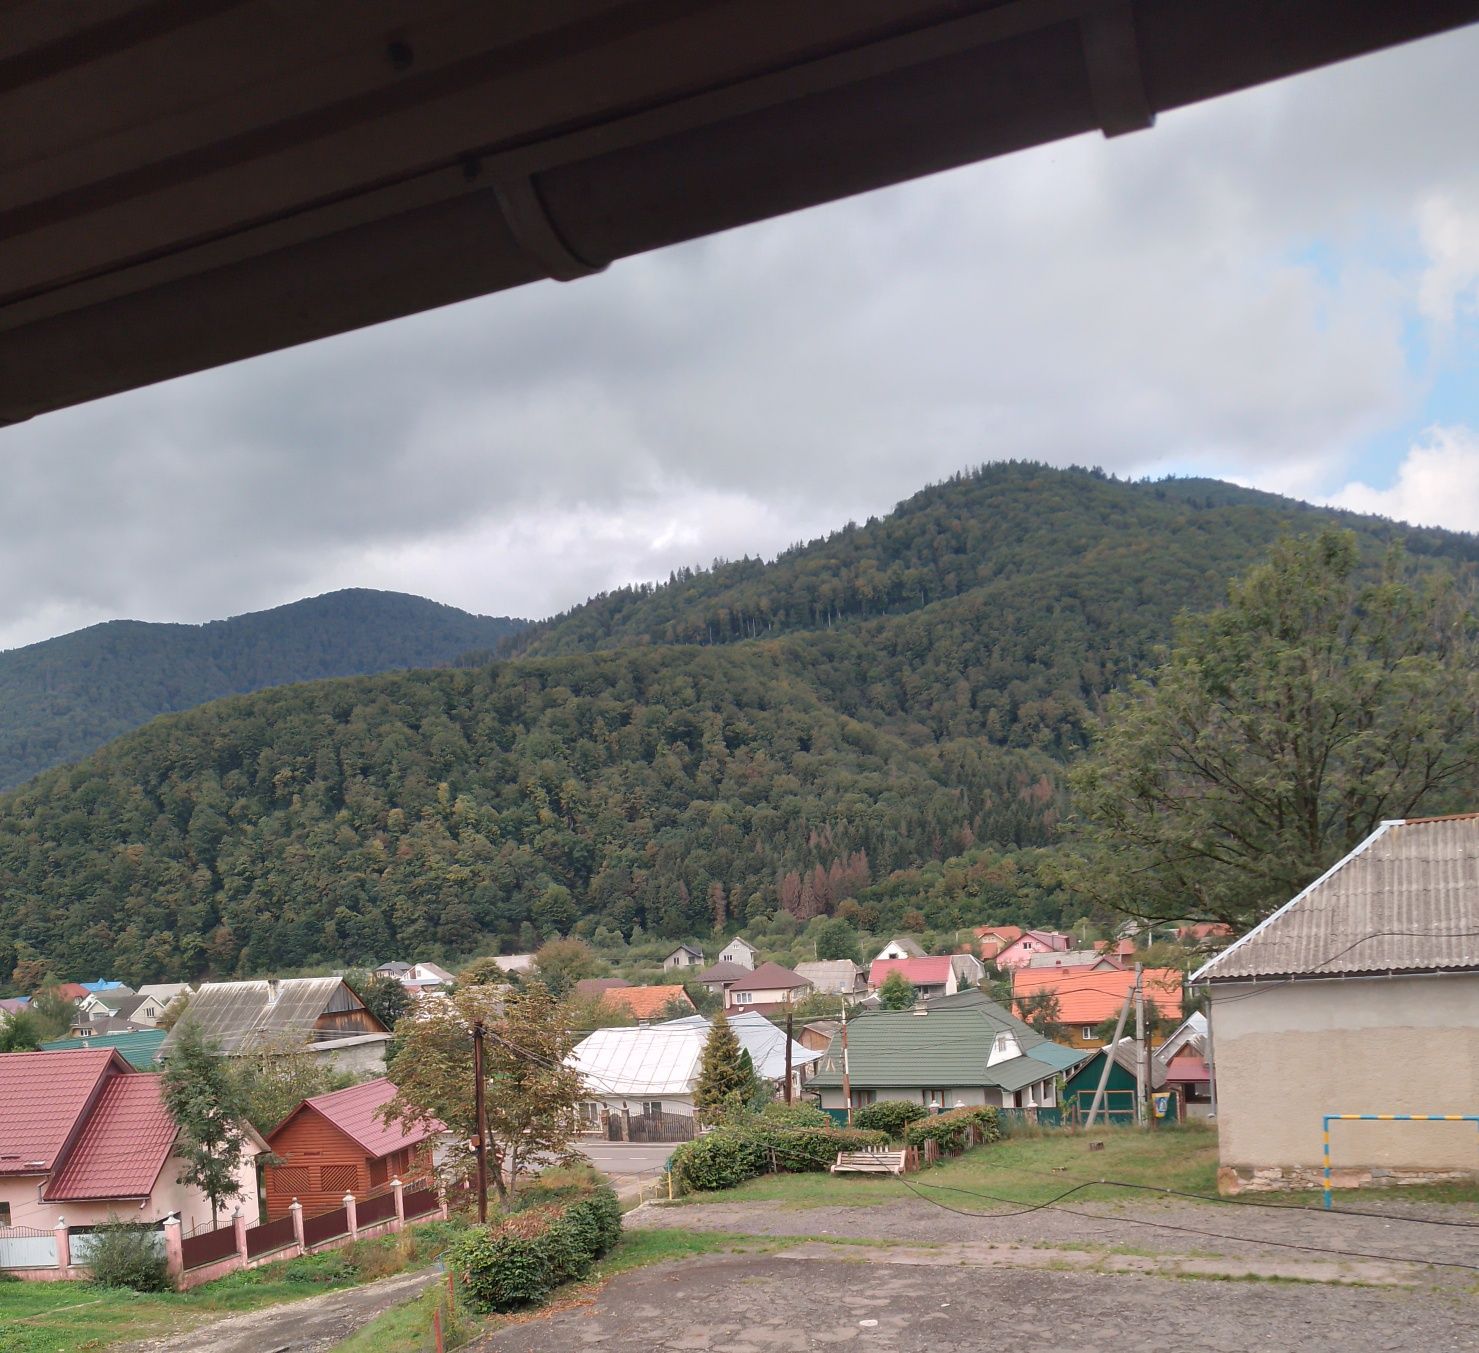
left=694, top=1017, right=758, bottom=1118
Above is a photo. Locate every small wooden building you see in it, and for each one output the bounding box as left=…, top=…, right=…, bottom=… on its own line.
left=263, top=1077, right=438, bottom=1221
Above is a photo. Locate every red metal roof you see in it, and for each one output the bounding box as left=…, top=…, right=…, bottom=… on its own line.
left=284, top=1077, right=439, bottom=1159
left=47, top=1075, right=177, bottom=1201
left=0, top=1049, right=126, bottom=1176
left=869, top=956, right=953, bottom=987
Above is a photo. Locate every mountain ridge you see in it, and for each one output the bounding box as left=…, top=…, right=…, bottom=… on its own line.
left=0, top=588, right=525, bottom=790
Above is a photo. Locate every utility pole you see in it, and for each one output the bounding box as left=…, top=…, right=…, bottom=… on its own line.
left=1082, top=988, right=1133, bottom=1129
left=1133, top=964, right=1147, bottom=1128
left=471, top=1020, right=490, bottom=1224
left=784, top=1010, right=794, bottom=1105
left=840, top=1000, right=851, bottom=1126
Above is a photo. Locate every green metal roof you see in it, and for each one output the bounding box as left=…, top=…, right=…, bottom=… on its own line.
left=41, top=1028, right=167, bottom=1071
left=808, top=992, right=1089, bottom=1093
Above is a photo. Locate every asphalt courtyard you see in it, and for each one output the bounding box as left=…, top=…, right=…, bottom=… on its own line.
left=477, top=1192, right=1479, bottom=1351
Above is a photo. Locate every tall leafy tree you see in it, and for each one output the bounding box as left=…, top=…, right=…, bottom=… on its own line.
left=160, top=1021, right=250, bottom=1227
left=348, top=971, right=413, bottom=1030
left=1015, top=989, right=1064, bottom=1040
left=813, top=917, right=860, bottom=963
left=0, top=1010, right=42, bottom=1051
left=877, top=971, right=917, bottom=1010
left=382, top=982, right=583, bottom=1200
left=694, top=1017, right=758, bottom=1118
left=1070, top=530, right=1478, bottom=929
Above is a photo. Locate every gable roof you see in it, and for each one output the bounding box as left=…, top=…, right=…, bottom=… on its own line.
left=1000, top=930, right=1071, bottom=952
left=275, top=1076, right=438, bottom=1157
left=1194, top=815, right=1479, bottom=982
left=1026, top=950, right=1119, bottom=970
left=570, top=1022, right=707, bottom=1097
left=41, top=1028, right=168, bottom=1070
left=974, top=926, right=1023, bottom=943
left=877, top=936, right=926, bottom=958
left=695, top=961, right=753, bottom=985
left=80, top=981, right=131, bottom=994
left=665, top=944, right=704, bottom=959
left=50, top=982, right=90, bottom=1003
left=808, top=994, right=1087, bottom=1093
left=573, top=977, right=631, bottom=999
left=600, top=985, right=694, bottom=1019
left=1011, top=966, right=1184, bottom=1025
left=137, top=983, right=190, bottom=1004
left=46, top=1074, right=178, bottom=1200
left=159, top=977, right=386, bottom=1055
left=720, top=936, right=759, bottom=955
left=869, top=956, right=952, bottom=988
left=728, top=962, right=808, bottom=993
left=0, top=1048, right=130, bottom=1175
left=793, top=960, right=861, bottom=992
left=661, top=1013, right=823, bottom=1080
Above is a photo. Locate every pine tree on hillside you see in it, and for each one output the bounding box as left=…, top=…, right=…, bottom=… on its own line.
left=694, top=1018, right=759, bottom=1119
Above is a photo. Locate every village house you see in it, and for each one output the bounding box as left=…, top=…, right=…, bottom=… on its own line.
left=599, top=984, right=695, bottom=1021
left=41, top=1027, right=168, bottom=1070
left=694, top=960, right=753, bottom=999
left=569, top=1012, right=821, bottom=1131
left=1061, top=1038, right=1169, bottom=1124
left=793, top=959, right=865, bottom=998
left=1025, top=949, right=1123, bottom=971
left=662, top=944, right=706, bottom=971
left=1011, top=965, right=1184, bottom=1047
left=972, top=926, right=1023, bottom=962
left=1153, top=1012, right=1213, bottom=1116
left=263, top=1077, right=440, bottom=1221
left=867, top=954, right=983, bottom=1000
left=158, top=977, right=391, bottom=1073
left=376, top=961, right=455, bottom=1000
left=0, top=1049, right=263, bottom=1235
left=724, top=962, right=811, bottom=1012
left=572, top=977, right=631, bottom=1001
left=873, top=936, right=926, bottom=962
left=992, top=930, right=1072, bottom=969
left=807, top=989, right=1087, bottom=1117
left=1195, top=814, right=1479, bottom=1194
left=716, top=936, right=759, bottom=969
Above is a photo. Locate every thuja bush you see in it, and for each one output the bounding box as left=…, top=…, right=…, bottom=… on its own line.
left=904, top=1106, right=1002, bottom=1155
left=450, top=1186, right=621, bottom=1313
left=668, top=1123, right=890, bottom=1193
left=853, top=1099, right=928, bottom=1139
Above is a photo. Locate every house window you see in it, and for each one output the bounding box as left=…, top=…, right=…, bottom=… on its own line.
left=0, top=1201, right=10, bottom=1225
left=924, top=1089, right=946, bottom=1109
left=642, top=1102, right=663, bottom=1117
left=1081, top=1026, right=1095, bottom=1041
left=850, top=1089, right=876, bottom=1108
left=734, top=991, right=752, bottom=1004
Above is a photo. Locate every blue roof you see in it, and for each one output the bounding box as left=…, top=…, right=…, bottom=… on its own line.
left=80, top=980, right=127, bottom=993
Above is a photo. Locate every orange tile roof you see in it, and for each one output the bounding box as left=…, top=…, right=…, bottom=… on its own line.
left=1011, top=966, right=1183, bottom=1025
left=601, top=985, right=694, bottom=1019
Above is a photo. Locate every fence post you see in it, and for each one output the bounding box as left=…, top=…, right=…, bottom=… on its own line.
left=54, top=1217, right=70, bottom=1275
left=391, top=1177, right=405, bottom=1229
left=233, top=1207, right=248, bottom=1262
left=162, top=1214, right=183, bottom=1286
left=289, top=1199, right=305, bottom=1253
left=344, top=1192, right=358, bottom=1238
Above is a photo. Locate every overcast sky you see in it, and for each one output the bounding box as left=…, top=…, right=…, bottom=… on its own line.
left=3, top=29, right=1478, bottom=652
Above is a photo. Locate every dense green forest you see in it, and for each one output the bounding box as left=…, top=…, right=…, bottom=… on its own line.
left=0, top=589, right=524, bottom=790
left=1, top=465, right=1474, bottom=986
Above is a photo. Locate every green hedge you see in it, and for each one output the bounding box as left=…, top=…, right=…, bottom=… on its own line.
left=853, top=1100, right=928, bottom=1139
left=904, top=1106, right=1002, bottom=1155
left=450, top=1186, right=622, bottom=1312
left=669, top=1123, right=890, bottom=1193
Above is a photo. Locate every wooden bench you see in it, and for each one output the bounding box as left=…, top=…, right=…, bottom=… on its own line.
left=831, top=1149, right=908, bottom=1175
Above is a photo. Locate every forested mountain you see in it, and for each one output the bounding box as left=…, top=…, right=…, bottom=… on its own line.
left=0, top=464, right=1474, bottom=986
left=0, top=590, right=525, bottom=790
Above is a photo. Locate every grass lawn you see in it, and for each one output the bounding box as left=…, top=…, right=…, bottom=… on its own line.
left=0, top=1220, right=466, bottom=1353
left=673, top=1122, right=1223, bottom=1210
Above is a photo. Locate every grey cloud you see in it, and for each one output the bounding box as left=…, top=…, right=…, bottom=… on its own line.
left=1, top=28, right=1476, bottom=649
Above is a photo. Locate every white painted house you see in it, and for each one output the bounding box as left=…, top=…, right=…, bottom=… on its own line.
left=717, top=936, right=759, bottom=969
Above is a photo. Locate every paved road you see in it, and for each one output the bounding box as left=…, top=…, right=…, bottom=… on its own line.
left=475, top=1253, right=1479, bottom=1351
left=578, top=1140, right=675, bottom=1202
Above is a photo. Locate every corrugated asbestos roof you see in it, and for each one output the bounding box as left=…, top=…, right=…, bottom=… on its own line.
left=807, top=990, right=1088, bottom=1093
left=158, top=977, right=381, bottom=1055
left=1195, top=815, right=1479, bottom=981
left=46, top=1075, right=176, bottom=1201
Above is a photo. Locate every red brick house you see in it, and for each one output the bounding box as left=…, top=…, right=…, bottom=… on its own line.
left=263, top=1077, right=439, bottom=1221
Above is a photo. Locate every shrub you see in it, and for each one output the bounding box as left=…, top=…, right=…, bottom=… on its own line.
left=450, top=1184, right=621, bottom=1313
left=853, top=1100, right=928, bottom=1139
left=904, top=1106, right=1002, bottom=1156
left=84, top=1218, right=169, bottom=1292
left=758, top=1102, right=831, bottom=1129
left=668, top=1123, right=890, bottom=1193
